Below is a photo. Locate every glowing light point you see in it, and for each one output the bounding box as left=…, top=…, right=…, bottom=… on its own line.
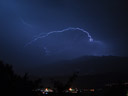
left=89, top=38, right=93, bottom=42
left=45, top=88, right=48, bottom=92
left=69, top=88, right=73, bottom=91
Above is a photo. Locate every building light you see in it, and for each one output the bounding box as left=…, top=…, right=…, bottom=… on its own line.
left=69, top=88, right=72, bottom=91
left=90, top=89, right=95, bottom=92
left=45, top=88, right=48, bottom=92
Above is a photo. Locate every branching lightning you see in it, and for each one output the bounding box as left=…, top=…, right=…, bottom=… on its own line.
left=20, top=18, right=33, bottom=28
left=25, top=27, right=94, bottom=47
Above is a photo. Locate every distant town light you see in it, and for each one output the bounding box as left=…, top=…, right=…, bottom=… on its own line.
left=45, top=88, right=48, bottom=92
left=90, top=89, right=95, bottom=92
left=69, top=88, right=72, bottom=91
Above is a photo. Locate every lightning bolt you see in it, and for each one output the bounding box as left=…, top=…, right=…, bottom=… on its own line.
left=22, top=19, right=94, bottom=55
left=25, top=27, right=94, bottom=47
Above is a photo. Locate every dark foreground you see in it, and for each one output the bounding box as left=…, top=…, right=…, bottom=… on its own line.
left=37, top=93, right=93, bottom=96
left=0, top=58, right=128, bottom=96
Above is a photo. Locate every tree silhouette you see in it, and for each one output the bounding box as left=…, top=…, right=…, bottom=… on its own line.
left=0, top=60, right=42, bottom=96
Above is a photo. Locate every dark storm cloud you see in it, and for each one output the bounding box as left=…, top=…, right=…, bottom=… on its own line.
left=0, top=0, right=128, bottom=75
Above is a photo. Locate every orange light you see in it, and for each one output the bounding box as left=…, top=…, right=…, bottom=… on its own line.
left=45, top=88, right=48, bottom=92
left=69, top=88, right=72, bottom=91
left=90, top=89, right=95, bottom=92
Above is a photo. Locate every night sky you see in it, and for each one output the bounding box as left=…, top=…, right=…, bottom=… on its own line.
left=0, top=0, right=128, bottom=75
